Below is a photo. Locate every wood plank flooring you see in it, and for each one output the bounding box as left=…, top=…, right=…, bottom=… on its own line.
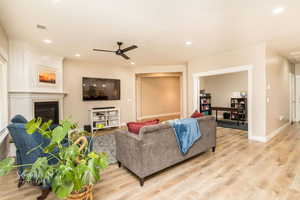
left=1, top=125, right=300, bottom=200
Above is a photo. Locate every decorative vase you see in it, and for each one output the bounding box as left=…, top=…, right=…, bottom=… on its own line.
left=67, top=185, right=93, bottom=200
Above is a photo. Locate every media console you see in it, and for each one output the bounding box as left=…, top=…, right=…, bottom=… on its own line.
left=89, top=107, right=120, bottom=133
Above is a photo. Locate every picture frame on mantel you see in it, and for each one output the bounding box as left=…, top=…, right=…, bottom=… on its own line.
left=36, top=65, right=58, bottom=87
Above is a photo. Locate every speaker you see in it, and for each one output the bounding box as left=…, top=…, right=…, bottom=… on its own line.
left=84, top=125, right=91, bottom=133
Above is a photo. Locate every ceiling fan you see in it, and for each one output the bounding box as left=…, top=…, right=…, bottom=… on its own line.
left=93, top=42, right=138, bottom=60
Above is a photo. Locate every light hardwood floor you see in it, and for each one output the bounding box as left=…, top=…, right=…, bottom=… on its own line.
left=2, top=125, right=300, bottom=200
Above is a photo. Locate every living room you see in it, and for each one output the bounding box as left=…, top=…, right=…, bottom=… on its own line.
left=1, top=1, right=300, bottom=200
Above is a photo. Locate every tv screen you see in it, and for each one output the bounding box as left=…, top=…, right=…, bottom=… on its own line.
left=82, top=77, right=120, bottom=101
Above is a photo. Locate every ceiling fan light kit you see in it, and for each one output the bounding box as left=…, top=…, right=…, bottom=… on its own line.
left=93, top=42, right=138, bottom=60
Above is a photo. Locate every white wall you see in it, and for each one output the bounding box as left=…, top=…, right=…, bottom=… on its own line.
left=63, top=59, right=135, bottom=127
left=0, top=25, right=8, bottom=60
left=0, top=24, right=9, bottom=159
left=63, top=62, right=187, bottom=128
left=266, top=48, right=291, bottom=137
left=8, top=40, right=63, bottom=93
left=188, top=43, right=266, bottom=138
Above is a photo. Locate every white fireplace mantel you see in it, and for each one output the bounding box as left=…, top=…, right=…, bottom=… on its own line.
left=8, top=91, right=67, bottom=121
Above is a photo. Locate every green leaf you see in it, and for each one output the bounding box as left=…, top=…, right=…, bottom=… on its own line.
left=73, top=163, right=88, bottom=190
left=43, top=143, right=57, bottom=154
left=59, top=145, right=80, bottom=161
left=87, top=159, right=100, bottom=181
left=39, top=120, right=53, bottom=138
left=53, top=176, right=74, bottom=198
left=61, top=120, right=73, bottom=134
left=25, top=118, right=42, bottom=134
left=51, top=126, right=67, bottom=144
left=40, top=120, right=53, bottom=132
left=88, top=152, right=99, bottom=159
left=52, top=165, right=74, bottom=198
left=0, top=158, right=15, bottom=176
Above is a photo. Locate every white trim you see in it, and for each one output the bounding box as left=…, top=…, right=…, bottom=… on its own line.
left=192, top=65, right=254, bottom=140
left=295, top=76, right=300, bottom=121
left=249, top=122, right=290, bottom=143
left=290, top=72, right=296, bottom=123
left=138, top=112, right=181, bottom=120
left=267, top=122, right=290, bottom=141
left=192, top=65, right=253, bottom=77
left=248, top=136, right=267, bottom=143
left=8, top=91, right=67, bottom=95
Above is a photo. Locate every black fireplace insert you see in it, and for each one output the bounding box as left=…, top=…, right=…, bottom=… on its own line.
left=34, top=101, right=59, bottom=124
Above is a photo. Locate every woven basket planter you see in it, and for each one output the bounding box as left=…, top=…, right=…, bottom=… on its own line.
left=67, top=185, right=93, bottom=200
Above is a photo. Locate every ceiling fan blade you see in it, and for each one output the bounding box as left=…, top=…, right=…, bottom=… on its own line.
left=122, top=45, right=138, bottom=53
left=120, top=53, right=130, bottom=60
left=93, top=49, right=116, bottom=53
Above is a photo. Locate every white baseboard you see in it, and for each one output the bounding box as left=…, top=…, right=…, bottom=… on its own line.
left=249, top=122, right=290, bottom=143
left=139, top=112, right=181, bottom=120
left=249, top=136, right=267, bottom=143
left=267, top=122, right=290, bottom=141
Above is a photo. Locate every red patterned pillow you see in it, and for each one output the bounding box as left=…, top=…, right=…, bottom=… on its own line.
left=191, top=110, right=203, bottom=118
left=127, top=119, right=160, bottom=134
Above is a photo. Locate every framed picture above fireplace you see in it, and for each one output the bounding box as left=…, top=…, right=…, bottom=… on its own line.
left=37, top=66, right=57, bottom=86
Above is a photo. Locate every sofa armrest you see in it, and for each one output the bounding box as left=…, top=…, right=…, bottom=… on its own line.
left=115, top=129, right=145, bottom=176
left=196, top=116, right=217, bottom=147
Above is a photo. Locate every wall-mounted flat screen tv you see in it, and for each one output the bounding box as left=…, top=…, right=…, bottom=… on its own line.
left=82, top=77, right=121, bottom=101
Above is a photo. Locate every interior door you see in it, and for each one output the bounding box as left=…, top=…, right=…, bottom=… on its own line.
left=295, top=76, right=300, bottom=122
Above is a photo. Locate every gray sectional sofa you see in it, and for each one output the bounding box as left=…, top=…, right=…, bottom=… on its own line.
left=115, top=116, right=217, bottom=186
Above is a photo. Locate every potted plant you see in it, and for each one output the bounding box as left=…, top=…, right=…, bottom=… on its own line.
left=0, top=118, right=108, bottom=200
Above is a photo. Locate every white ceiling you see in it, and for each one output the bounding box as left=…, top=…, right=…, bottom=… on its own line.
left=1, top=0, right=300, bottom=65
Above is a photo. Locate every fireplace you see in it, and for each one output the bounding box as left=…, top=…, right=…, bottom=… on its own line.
left=34, top=101, right=59, bottom=124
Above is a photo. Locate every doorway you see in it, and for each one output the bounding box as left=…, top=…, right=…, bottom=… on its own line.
left=135, top=72, right=183, bottom=121
left=193, top=65, right=253, bottom=139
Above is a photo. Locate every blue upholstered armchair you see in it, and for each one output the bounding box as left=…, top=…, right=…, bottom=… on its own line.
left=7, top=115, right=94, bottom=200
left=7, top=115, right=64, bottom=200
left=7, top=115, right=62, bottom=184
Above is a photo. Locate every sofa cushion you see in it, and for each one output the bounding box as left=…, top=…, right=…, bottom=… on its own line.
left=11, top=115, right=28, bottom=124
left=127, top=119, right=160, bottom=134
left=190, top=111, right=203, bottom=118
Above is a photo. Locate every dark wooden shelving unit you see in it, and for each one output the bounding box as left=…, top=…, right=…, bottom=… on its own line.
left=230, top=97, right=247, bottom=123
left=200, top=94, right=212, bottom=115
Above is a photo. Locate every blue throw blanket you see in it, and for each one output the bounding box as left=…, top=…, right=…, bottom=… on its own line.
left=168, top=118, right=201, bottom=155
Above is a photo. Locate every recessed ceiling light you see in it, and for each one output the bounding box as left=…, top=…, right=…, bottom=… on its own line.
left=130, top=61, right=135, bottom=65
left=75, top=53, right=81, bottom=57
left=272, top=7, right=285, bottom=15
left=44, top=39, right=52, bottom=44
left=185, top=41, right=192, bottom=45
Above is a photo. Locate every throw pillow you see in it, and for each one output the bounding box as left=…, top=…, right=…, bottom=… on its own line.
left=190, top=110, right=203, bottom=118
left=127, top=119, right=160, bottom=134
